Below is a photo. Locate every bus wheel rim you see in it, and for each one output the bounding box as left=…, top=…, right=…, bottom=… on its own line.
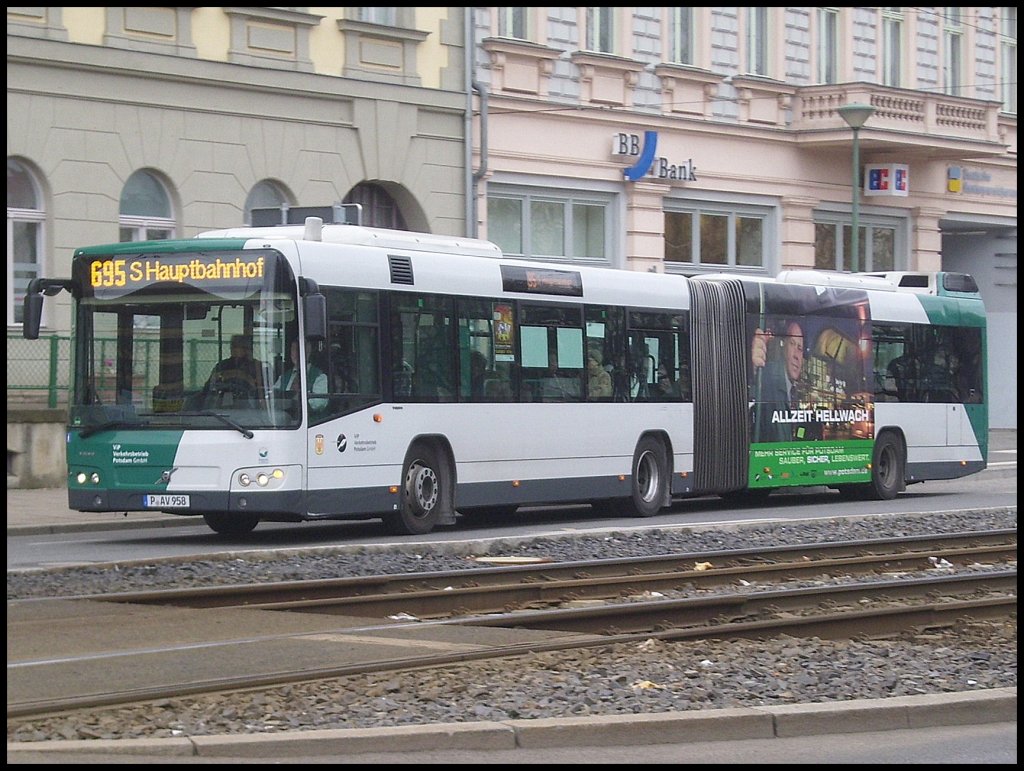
left=637, top=451, right=659, bottom=503
left=407, top=462, right=438, bottom=515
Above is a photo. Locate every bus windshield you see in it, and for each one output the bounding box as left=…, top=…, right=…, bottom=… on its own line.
left=68, top=248, right=300, bottom=432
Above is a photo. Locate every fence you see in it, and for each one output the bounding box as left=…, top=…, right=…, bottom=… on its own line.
left=7, top=333, right=71, bottom=408
left=8, top=332, right=249, bottom=409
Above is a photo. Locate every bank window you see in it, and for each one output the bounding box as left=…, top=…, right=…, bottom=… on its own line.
left=943, top=8, right=963, bottom=96
left=814, top=220, right=898, bottom=272
left=882, top=8, right=903, bottom=87
left=668, top=7, right=694, bottom=65
left=7, top=158, right=45, bottom=327
left=746, top=7, right=770, bottom=76
left=664, top=209, right=767, bottom=269
left=119, top=170, right=175, bottom=243
left=999, top=7, right=1016, bottom=114
left=498, top=7, right=528, bottom=40
left=817, top=8, right=839, bottom=84
left=488, top=191, right=610, bottom=263
left=586, top=7, right=615, bottom=54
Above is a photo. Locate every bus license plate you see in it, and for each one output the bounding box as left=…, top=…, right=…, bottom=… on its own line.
left=144, top=494, right=190, bottom=508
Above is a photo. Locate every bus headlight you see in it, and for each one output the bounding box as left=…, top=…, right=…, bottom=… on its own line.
left=76, top=472, right=88, bottom=485
left=234, top=467, right=288, bottom=491
left=90, top=472, right=101, bottom=485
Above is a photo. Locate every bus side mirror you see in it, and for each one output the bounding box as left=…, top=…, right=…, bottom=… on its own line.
left=303, top=292, right=326, bottom=342
left=23, top=294, right=44, bottom=340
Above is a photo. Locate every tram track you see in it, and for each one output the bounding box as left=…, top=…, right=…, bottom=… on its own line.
left=7, top=530, right=1016, bottom=719
left=61, top=529, right=1017, bottom=616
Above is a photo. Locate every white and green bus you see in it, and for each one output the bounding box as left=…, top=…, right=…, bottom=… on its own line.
left=23, top=220, right=988, bottom=535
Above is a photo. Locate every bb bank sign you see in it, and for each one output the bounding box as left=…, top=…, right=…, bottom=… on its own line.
left=612, top=131, right=697, bottom=183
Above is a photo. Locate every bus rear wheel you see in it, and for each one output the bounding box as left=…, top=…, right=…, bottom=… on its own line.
left=202, top=511, right=259, bottom=536
left=840, top=431, right=905, bottom=501
left=618, top=436, right=669, bottom=518
left=385, top=444, right=445, bottom=535
left=866, top=431, right=905, bottom=500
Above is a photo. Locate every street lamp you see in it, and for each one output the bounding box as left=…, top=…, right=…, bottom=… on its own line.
left=837, top=102, right=875, bottom=273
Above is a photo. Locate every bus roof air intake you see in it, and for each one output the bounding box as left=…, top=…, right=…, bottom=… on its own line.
left=389, top=255, right=414, bottom=285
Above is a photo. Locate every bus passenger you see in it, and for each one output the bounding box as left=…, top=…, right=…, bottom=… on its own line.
left=651, top=364, right=681, bottom=399
left=587, top=347, right=612, bottom=398
left=469, top=350, right=488, bottom=400
left=275, top=339, right=328, bottom=412
left=541, top=349, right=580, bottom=401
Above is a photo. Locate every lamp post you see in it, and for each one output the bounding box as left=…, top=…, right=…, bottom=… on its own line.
left=837, top=102, right=875, bottom=273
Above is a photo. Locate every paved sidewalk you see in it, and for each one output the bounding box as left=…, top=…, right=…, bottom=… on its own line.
left=6, top=485, right=193, bottom=535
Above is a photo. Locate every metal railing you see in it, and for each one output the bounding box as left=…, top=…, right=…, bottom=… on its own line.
left=7, top=333, right=71, bottom=409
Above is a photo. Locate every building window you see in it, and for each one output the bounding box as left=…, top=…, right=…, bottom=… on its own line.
left=817, top=8, right=839, bottom=84
left=746, top=7, right=769, bottom=76
left=244, top=181, right=291, bottom=225
left=669, top=7, right=694, bottom=65
left=664, top=207, right=768, bottom=270
left=487, top=190, right=610, bottom=263
left=119, top=170, right=174, bottom=242
left=355, top=7, right=397, bottom=26
left=7, top=158, right=45, bottom=326
left=1000, top=7, right=1017, bottom=114
left=882, top=8, right=904, bottom=87
left=814, top=220, right=899, bottom=273
left=344, top=182, right=408, bottom=230
left=586, top=7, right=615, bottom=54
left=498, top=7, right=528, bottom=40
left=336, top=9, right=426, bottom=85
left=943, top=7, right=964, bottom=95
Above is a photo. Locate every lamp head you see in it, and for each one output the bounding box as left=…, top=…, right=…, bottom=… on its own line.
left=838, top=102, right=875, bottom=130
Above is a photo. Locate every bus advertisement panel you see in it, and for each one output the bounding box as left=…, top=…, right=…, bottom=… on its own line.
left=745, top=283, right=873, bottom=489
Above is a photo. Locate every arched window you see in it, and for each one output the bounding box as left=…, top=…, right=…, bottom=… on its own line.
left=119, top=170, right=175, bottom=242
left=343, top=182, right=408, bottom=230
left=244, top=180, right=290, bottom=225
left=7, top=158, right=45, bottom=326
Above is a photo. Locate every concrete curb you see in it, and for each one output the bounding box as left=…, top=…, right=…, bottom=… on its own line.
left=6, top=688, right=1016, bottom=757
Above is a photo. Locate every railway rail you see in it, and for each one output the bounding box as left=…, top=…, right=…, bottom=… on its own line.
left=72, top=529, right=1017, bottom=617
left=7, top=530, right=1016, bottom=719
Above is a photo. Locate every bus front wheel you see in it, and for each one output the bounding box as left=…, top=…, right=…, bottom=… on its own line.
left=202, top=511, right=259, bottom=536
left=385, top=444, right=445, bottom=535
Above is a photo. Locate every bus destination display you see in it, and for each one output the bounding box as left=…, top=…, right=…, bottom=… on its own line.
left=85, top=253, right=266, bottom=298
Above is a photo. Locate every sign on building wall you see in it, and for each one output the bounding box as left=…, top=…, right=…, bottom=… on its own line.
left=864, top=163, right=909, bottom=197
left=611, top=131, right=697, bottom=184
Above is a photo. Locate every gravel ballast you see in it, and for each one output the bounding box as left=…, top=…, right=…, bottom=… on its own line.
left=7, top=509, right=1017, bottom=743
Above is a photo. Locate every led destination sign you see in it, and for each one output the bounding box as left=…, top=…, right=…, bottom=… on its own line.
left=500, top=264, right=583, bottom=297
left=82, top=252, right=269, bottom=299
left=90, top=255, right=265, bottom=289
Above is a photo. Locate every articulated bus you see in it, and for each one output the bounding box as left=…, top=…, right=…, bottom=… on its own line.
left=23, top=220, right=987, bottom=536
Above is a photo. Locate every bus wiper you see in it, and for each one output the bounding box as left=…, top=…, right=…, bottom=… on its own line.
left=78, top=419, right=148, bottom=439
left=176, top=411, right=254, bottom=439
